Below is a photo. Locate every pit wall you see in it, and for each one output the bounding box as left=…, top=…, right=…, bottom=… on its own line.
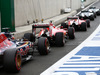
left=14, top=0, right=95, bottom=27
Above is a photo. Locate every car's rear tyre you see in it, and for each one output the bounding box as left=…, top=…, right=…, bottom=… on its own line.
left=89, top=15, right=94, bottom=21
left=81, top=22, right=87, bottom=31
left=86, top=19, right=90, bottom=27
left=97, top=10, right=100, bottom=15
left=72, top=23, right=78, bottom=31
left=94, top=13, right=97, bottom=18
left=61, top=23, right=68, bottom=28
left=55, top=32, right=65, bottom=47
left=93, top=12, right=97, bottom=18
left=38, top=37, right=50, bottom=55
left=68, top=27, right=75, bottom=39
left=79, top=16, right=82, bottom=19
left=4, top=48, right=21, bottom=73
left=24, top=33, right=35, bottom=42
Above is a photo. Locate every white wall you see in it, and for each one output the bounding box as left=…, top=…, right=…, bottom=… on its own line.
left=14, top=0, right=95, bottom=27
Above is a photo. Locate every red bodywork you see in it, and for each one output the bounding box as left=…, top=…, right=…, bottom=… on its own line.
left=32, top=23, right=67, bottom=37
left=0, top=33, right=15, bottom=53
left=0, top=33, right=32, bottom=56
left=67, top=17, right=86, bottom=26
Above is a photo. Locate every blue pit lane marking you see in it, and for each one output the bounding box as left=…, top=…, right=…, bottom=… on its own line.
left=95, top=34, right=100, bottom=36
left=53, top=47, right=100, bottom=74
left=75, top=47, right=100, bottom=56
left=92, top=37, right=100, bottom=41
left=54, top=71, right=100, bottom=75
left=92, top=31, right=100, bottom=41
left=63, top=63, right=100, bottom=65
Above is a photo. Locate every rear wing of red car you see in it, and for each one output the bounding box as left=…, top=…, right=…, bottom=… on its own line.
left=32, top=23, right=50, bottom=28
left=32, top=23, right=50, bottom=35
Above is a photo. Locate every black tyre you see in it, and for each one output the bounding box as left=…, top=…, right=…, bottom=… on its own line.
left=38, top=37, right=50, bottom=55
left=55, top=32, right=65, bottom=47
left=89, top=15, right=94, bottom=21
left=81, top=22, right=87, bottom=31
left=97, top=10, right=100, bottom=15
left=24, top=33, right=35, bottom=42
left=86, top=19, right=90, bottom=27
left=94, top=13, right=97, bottom=18
left=68, top=27, right=75, bottom=39
left=4, top=48, right=21, bottom=73
left=61, top=23, right=68, bottom=28
left=79, top=16, right=82, bottom=19
left=93, top=12, right=96, bottom=18
left=72, top=23, right=78, bottom=31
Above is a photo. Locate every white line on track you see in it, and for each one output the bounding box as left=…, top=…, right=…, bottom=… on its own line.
left=56, top=68, right=99, bottom=71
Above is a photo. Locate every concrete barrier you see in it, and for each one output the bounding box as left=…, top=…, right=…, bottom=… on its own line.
left=14, top=0, right=95, bottom=27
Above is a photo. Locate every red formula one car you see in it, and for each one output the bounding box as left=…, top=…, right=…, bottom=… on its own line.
left=0, top=28, right=50, bottom=72
left=61, top=16, right=90, bottom=31
left=32, top=22, right=75, bottom=47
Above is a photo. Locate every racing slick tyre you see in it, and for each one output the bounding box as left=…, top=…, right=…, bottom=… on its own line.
left=94, top=13, right=97, bottom=18
left=68, top=27, right=75, bottom=39
left=24, top=33, right=35, bottom=42
left=72, top=23, right=78, bottom=31
left=97, top=10, right=100, bottom=15
left=79, top=16, right=82, bottom=19
left=4, top=48, right=21, bottom=73
left=61, top=23, right=68, bottom=28
left=38, top=37, right=50, bottom=55
left=93, top=12, right=96, bottom=18
left=89, top=15, right=94, bottom=21
left=86, top=19, right=90, bottom=27
left=81, top=22, right=87, bottom=31
left=55, top=32, right=65, bottom=47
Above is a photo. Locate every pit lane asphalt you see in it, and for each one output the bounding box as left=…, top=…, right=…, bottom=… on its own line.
left=0, top=1, right=100, bottom=75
